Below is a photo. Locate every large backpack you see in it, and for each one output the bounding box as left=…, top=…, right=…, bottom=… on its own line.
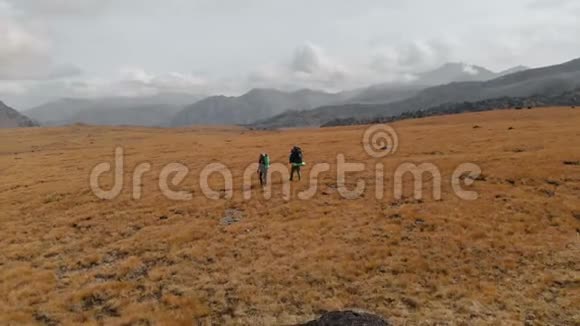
left=291, top=148, right=303, bottom=163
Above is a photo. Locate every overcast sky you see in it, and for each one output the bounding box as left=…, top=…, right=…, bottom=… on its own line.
left=1, top=0, right=579, bottom=108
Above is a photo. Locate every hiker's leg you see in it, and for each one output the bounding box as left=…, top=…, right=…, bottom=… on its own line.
left=264, top=169, right=268, bottom=185
left=291, top=166, right=299, bottom=181
left=290, top=166, right=295, bottom=181
left=297, top=167, right=301, bottom=180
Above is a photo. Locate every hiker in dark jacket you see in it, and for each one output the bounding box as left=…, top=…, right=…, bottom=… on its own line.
left=289, top=146, right=304, bottom=181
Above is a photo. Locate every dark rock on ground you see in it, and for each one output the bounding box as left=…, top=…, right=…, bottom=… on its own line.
left=545, top=179, right=561, bottom=186
left=221, top=208, right=244, bottom=226
left=563, top=161, right=580, bottom=166
left=301, top=311, right=390, bottom=326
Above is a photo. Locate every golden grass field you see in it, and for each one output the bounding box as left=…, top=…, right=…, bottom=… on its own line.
left=0, top=107, right=579, bottom=325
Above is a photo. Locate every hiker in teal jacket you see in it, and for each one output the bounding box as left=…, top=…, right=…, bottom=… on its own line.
left=258, top=153, right=270, bottom=186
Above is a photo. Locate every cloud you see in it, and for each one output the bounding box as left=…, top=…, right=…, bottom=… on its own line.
left=461, top=7, right=580, bottom=69
left=370, top=40, right=454, bottom=74
left=6, top=0, right=113, bottom=17
left=0, top=80, right=27, bottom=94
left=290, top=43, right=345, bottom=76
left=0, top=12, right=83, bottom=80
left=2, top=0, right=580, bottom=105
left=118, top=67, right=208, bottom=95
left=248, top=41, right=452, bottom=92
left=48, top=64, right=83, bottom=79
left=527, top=0, right=579, bottom=9
left=65, top=67, right=209, bottom=98
left=462, top=64, right=479, bottom=75
left=0, top=18, right=51, bottom=79
left=249, top=43, right=363, bottom=91
left=289, top=43, right=351, bottom=87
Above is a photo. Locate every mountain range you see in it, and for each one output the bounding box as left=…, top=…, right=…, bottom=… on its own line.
left=250, top=58, right=580, bottom=128
left=171, top=63, right=529, bottom=126
left=6, top=59, right=580, bottom=129
left=0, top=102, right=38, bottom=128
left=24, top=93, right=201, bottom=127
left=322, top=88, right=580, bottom=127
left=171, top=88, right=354, bottom=126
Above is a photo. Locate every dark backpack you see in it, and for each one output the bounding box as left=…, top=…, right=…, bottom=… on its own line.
left=291, top=148, right=303, bottom=163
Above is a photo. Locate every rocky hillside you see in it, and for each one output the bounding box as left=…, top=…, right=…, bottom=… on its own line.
left=322, top=88, right=580, bottom=127
left=0, top=101, right=38, bottom=128
left=345, top=63, right=512, bottom=105
left=171, top=88, right=346, bottom=126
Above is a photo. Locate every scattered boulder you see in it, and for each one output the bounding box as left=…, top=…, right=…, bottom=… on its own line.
left=302, top=311, right=390, bottom=326
left=33, top=312, right=59, bottom=326
left=221, top=208, right=244, bottom=226
left=539, top=189, right=555, bottom=197
left=401, top=297, right=420, bottom=310
left=464, top=173, right=487, bottom=182
left=415, top=218, right=425, bottom=225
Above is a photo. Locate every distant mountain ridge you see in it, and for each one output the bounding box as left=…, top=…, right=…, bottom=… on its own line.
left=171, top=88, right=350, bottom=126
left=172, top=62, right=525, bottom=126
left=25, top=93, right=201, bottom=126
left=317, top=63, right=528, bottom=106
left=250, top=58, right=580, bottom=128
left=415, top=62, right=496, bottom=85
left=322, top=88, right=580, bottom=127
left=497, top=65, right=529, bottom=77
left=0, top=101, right=38, bottom=128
